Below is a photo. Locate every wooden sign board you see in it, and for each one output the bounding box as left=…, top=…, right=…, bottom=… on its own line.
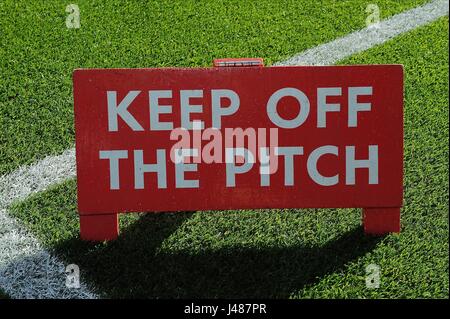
left=73, top=63, right=403, bottom=241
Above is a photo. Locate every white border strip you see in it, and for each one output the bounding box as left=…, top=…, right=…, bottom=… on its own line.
left=0, top=148, right=76, bottom=208
left=0, top=149, right=98, bottom=298
left=276, top=0, right=449, bottom=66
left=0, top=0, right=448, bottom=299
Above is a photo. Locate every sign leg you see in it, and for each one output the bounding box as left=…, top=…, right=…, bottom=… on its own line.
left=362, top=208, right=401, bottom=235
left=79, top=213, right=119, bottom=241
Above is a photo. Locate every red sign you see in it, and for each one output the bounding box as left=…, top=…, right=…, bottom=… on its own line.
left=73, top=64, right=403, bottom=241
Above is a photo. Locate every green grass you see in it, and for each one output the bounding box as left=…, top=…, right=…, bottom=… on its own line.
left=0, top=0, right=429, bottom=175
left=8, top=16, right=449, bottom=298
left=0, top=289, right=9, bottom=299
left=296, top=16, right=449, bottom=298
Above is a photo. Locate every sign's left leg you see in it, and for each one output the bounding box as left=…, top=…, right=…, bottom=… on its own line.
left=79, top=213, right=119, bottom=241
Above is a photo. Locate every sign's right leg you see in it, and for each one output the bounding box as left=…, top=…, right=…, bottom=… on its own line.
left=362, top=208, right=401, bottom=235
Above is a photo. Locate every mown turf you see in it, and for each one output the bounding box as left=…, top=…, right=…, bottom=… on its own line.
left=0, top=0, right=430, bottom=175
left=8, top=16, right=449, bottom=298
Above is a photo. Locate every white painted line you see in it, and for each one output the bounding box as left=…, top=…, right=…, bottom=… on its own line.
left=276, top=0, right=449, bottom=66
left=0, top=148, right=76, bottom=208
left=0, top=0, right=448, bottom=299
left=0, top=149, right=98, bottom=298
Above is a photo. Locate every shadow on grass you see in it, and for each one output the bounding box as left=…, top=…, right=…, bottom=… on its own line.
left=54, top=212, right=384, bottom=298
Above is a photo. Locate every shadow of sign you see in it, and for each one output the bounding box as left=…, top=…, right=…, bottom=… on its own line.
left=54, top=212, right=384, bottom=298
